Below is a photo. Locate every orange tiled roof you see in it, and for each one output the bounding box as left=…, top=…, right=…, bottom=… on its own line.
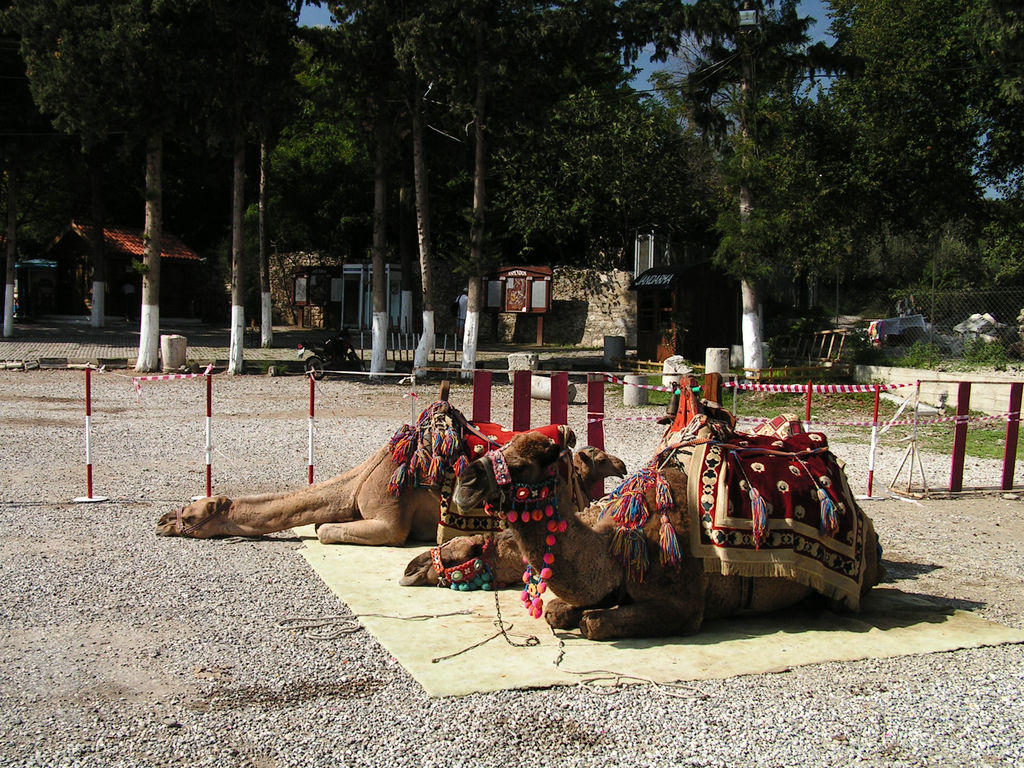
left=69, top=221, right=201, bottom=261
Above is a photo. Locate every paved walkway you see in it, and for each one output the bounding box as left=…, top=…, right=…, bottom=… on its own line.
left=0, top=316, right=602, bottom=372
left=1, top=317, right=332, bottom=370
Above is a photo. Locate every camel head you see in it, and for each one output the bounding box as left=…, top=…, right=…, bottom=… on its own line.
left=452, top=431, right=563, bottom=513
left=156, top=497, right=230, bottom=537
left=572, top=446, right=627, bottom=490
left=400, top=535, right=491, bottom=587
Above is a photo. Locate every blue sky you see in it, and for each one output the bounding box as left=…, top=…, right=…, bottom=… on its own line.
left=299, top=2, right=835, bottom=39
left=297, top=1, right=836, bottom=85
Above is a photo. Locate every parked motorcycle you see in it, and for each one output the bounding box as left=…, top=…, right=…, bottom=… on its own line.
left=298, top=332, right=363, bottom=379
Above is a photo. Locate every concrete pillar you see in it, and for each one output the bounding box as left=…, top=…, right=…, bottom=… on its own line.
left=531, top=375, right=576, bottom=403
left=705, top=347, right=731, bottom=375
left=662, top=354, right=692, bottom=388
left=160, top=334, right=187, bottom=372
left=623, top=374, right=649, bottom=407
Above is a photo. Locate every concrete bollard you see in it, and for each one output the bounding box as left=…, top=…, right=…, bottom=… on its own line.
left=531, top=375, right=576, bottom=403
left=603, top=335, right=626, bottom=368
left=662, top=354, right=692, bottom=388
left=705, top=347, right=731, bottom=375
left=623, top=374, right=649, bottom=407
left=160, top=334, right=187, bottom=372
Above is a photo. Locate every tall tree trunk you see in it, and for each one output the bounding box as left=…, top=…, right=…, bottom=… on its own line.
left=738, top=181, right=762, bottom=370
left=88, top=149, right=106, bottom=328
left=398, top=184, right=414, bottom=334
left=258, top=132, right=273, bottom=348
left=136, top=132, right=163, bottom=372
left=738, top=48, right=763, bottom=372
left=411, top=89, right=436, bottom=373
left=228, top=130, right=246, bottom=374
left=3, top=165, right=16, bottom=338
left=370, top=134, right=388, bottom=376
left=462, top=60, right=487, bottom=377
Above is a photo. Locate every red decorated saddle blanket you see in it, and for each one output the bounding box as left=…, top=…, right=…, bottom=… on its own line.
left=463, top=422, right=570, bottom=459
left=684, top=429, right=875, bottom=610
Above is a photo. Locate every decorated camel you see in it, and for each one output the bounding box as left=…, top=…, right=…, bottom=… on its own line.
left=443, top=416, right=884, bottom=640
left=401, top=445, right=626, bottom=588
left=402, top=371, right=733, bottom=589
left=156, top=399, right=626, bottom=546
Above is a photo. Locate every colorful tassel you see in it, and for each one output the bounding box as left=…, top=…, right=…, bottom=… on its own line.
left=818, top=487, right=840, bottom=536
left=611, top=527, right=649, bottom=582
left=659, top=514, right=681, bottom=567
left=387, top=463, right=407, bottom=497
left=749, top=486, right=768, bottom=548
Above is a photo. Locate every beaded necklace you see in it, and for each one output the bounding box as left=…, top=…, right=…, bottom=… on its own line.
left=483, top=449, right=566, bottom=619
left=430, top=540, right=495, bottom=591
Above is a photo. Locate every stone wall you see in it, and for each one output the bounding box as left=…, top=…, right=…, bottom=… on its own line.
left=495, top=267, right=636, bottom=348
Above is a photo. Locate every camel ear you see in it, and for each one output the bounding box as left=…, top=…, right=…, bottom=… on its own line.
left=577, top=448, right=596, bottom=471
left=541, top=438, right=562, bottom=467
left=399, top=551, right=434, bottom=587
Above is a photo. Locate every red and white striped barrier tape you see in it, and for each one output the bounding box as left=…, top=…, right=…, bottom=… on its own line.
left=605, top=375, right=913, bottom=396
left=602, top=374, right=685, bottom=393
left=723, top=382, right=913, bottom=394
left=737, top=410, right=1021, bottom=429
left=132, top=364, right=213, bottom=397
left=591, top=410, right=1020, bottom=429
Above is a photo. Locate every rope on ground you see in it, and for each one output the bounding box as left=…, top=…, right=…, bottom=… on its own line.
left=279, top=610, right=475, bottom=642
left=548, top=630, right=706, bottom=698
left=430, top=592, right=541, bottom=663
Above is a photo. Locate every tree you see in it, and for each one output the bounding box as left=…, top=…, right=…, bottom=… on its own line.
left=185, top=0, right=298, bottom=373
left=492, top=87, right=716, bottom=266
left=651, top=0, right=819, bottom=369
left=977, top=0, right=1024, bottom=194
left=10, top=0, right=217, bottom=370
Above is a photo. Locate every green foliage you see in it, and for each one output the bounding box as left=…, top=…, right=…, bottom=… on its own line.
left=962, top=337, right=1011, bottom=368
left=492, top=88, right=715, bottom=265
left=890, top=340, right=941, bottom=369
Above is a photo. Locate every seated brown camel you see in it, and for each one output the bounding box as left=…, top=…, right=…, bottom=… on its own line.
left=400, top=445, right=626, bottom=588
left=447, top=427, right=884, bottom=640
left=156, top=399, right=624, bottom=547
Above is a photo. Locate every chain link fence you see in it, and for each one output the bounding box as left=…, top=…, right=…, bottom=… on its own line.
left=868, top=287, right=1024, bottom=365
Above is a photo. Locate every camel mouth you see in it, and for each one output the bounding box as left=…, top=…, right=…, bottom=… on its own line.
left=155, top=512, right=179, bottom=536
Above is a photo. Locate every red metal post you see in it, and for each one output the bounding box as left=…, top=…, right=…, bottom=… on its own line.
left=804, top=379, right=813, bottom=426
left=472, top=370, right=492, bottom=423
left=867, top=384, right=881, bottom=497
left=550, top=371, right=568, bottom=426
left=512, top=370, right=532, bottom=432
left=85, top=366, right=93, bottom=499
left=587, top=374, right=606, bottom=498
left=307, top=373, right=315, bottom=485
left=949, top=381, right=971, bottom=492
left=206, top=372, right=213, bottom=497
left=586, top=373, right=605, bottom=450
left=1002, top=382, right=1022, bottom=491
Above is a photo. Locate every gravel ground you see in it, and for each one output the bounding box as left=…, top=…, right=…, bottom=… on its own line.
left=2, top=369, right=1023, bottom=768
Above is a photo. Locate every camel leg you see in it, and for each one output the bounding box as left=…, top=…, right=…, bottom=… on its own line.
left=315, top=518, right=409, bottom=546
left=544, top=598, right=584, bottom=631
left=578, top=600, right=704, bottom=640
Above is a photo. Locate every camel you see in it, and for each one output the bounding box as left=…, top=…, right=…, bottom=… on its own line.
left=400, top=445, right=626, bottom=587
left=446, top=429, right=884, bottom=640
left=156, top=399, right=625, bottom=547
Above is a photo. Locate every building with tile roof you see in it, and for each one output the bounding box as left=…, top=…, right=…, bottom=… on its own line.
left=39, top=222, right=204, bottom=319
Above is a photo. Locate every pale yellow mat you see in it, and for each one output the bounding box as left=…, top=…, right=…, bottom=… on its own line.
left=295, top=527, right=1024, bottom=698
